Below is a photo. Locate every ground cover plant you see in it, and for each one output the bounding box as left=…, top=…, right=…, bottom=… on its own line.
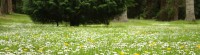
left=0, top=14, right=200, bottom=55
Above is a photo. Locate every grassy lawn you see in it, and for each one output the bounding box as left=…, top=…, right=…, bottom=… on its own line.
left=0, top=14, right=200, bottom=55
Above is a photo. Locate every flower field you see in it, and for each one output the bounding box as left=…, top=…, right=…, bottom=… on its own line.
left=0, top=14, right=200, bottom=55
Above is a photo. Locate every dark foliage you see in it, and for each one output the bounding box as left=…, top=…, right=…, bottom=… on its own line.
left=13, top=0, right=23, bottom=13
left=195, top=0, right=200, bottom=19
left=23, top=0, right=134, bottom=26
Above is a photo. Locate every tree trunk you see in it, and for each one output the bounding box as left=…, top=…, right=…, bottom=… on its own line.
left=1, top=0, right=12, bottom=15
left=158, top=0, right=179, bottom=21
left=0, top=7, right=1, bottom=15
left=7, top=0, right=12, bottom=14
left=157, top=0, right=167, bottom=21
left=185, top=0, right=196, bottom=21
left=0, top=0, right=1, bottom=15
left=160, top=0, right=166, bottom=9
left=173, top=0, right=179, bottom=20
left=56, top=21, right=59, bottom=27
left=1, top=0, right=8, bottom=14
left=113, top=10, right=128, bottom=22
left=144, top=0, right=159, bottom=19
left=0, top=1, right=1, bottom=15
left=144, top=0, right=153, bottom=19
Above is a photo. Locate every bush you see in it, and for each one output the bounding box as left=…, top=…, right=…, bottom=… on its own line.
left=23, top=0, right=66, bottom=26
left=23, top=0, right=134, bottom=26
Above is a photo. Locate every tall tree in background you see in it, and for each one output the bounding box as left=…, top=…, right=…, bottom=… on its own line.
left=0, top=8, right=1, bottom=15
left=157, top=0, right=180, bottom=21
left=127, top=0, right=144, bottom=19
left=1, top=0, right=8, bottom=14
left=114, top=0, right=135, bottom=22
left=0, top=0, right=12, bottom=15
left=114, top=10, right=128, bottom=22
left=173, top=0, right=179, bottom=20
left=144, top=0, right=154, bottom=19
left=0, top=1, right=1, bottom=15
left=185, top=0, right=196, bottom=21
left=143, top=0, right=160, bottom=19
left=12, top=0, right=23, bottom=13
left=8, top=0, right=12, bottom=13
left=157, top=0, right=167, bottom=21
left=1, top=0, right=7, bottom=14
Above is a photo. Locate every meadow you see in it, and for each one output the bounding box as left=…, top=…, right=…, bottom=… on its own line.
left=0, top=14, right=200, bottom=55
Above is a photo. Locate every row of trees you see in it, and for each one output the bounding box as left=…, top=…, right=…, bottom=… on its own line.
left=0, top=0, right=199, bottom=26
left=1, top=0, right=133, bottom=26
left=128, top=0, right=197, bottom=21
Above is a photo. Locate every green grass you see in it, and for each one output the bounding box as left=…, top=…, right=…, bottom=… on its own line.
left=0, top=14, right=200, bottom=55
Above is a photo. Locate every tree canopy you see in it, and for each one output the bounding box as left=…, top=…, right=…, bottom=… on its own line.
left=23, top=0, right=135, bottom=26
left=1, top=0, right=200, bottom=26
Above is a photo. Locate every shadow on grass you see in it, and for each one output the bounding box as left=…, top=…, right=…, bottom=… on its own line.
left=79, top=25, right=126, bottom=28
left=57, top=24, right=126, bottom=28
left=53, top=23, right=127, bottom=28
left=170, top=20, right=200, bottom=24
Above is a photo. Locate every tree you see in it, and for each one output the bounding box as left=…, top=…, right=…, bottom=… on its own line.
left=157, top=0, right=180, bottom=21
left=8, top=0, right=12, bottom=13
left=127, top=0, right=144, bottom=19
left=195, top=0, right=200, bottom=19
left=66, top=0, right=133, bottom=26
left=113, top=10, right=128, bottom=22
left=157, top=0, right=167, bottom=21
left=24, top=0, right=134, bottom=26
left=0, top=8, right=1, bottom=15
left=0, top=4, right=1, bottom=15
left=23, top=0, right=64, bottom=26
left=13, top=0, right=23, bottom=13
left=185, top=0, right=196, bottom=21
left=173, top=0, right=179, bottom=20
left=0, top=0, right=12, bottom=15
left=143, top=0, right=160, bottom=19
left=127, top=0, right=185, bottom=21
left=114, top=0, right=135, bottom=22
left=1, top=0, right=8, bottom=14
